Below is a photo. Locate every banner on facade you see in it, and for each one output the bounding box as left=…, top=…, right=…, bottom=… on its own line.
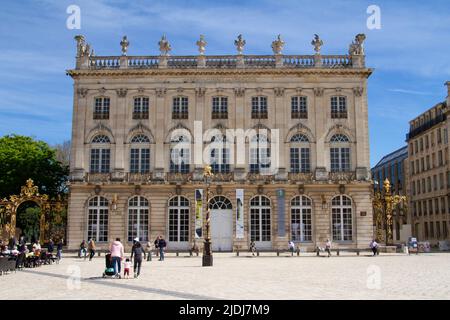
left=236, top=189, right=244, bottom=239
left=195, top=189, right=203, bottom=238
left=277, top=189, right=286, bottom=237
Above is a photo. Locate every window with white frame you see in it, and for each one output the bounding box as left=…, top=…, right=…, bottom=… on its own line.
left=330, top=134, right=350, bottom=172
left=90, top=135, right=111, bottom=173
left=291, top=96, right=308, bottom=119
left=130, top=134, right=151, bottom=173
left=291, top=196, right=312, bottom=242
left=250, top=195, right=271, bottom=242
left=290, top=133, right=310, bottom=173
left=168, top=196, right=190, bottom=242
left=251, top=96, right=268, bottom=119
left=170, top=135, right=190, bottom=173
left=249, top=134, right=271, bottom=174
left=331, top=195, right=353, bottom=241
left=87, top=196, right=109, bottom=242
left=94, top=97, right=110, bottom=120
left=172, top=96, right=188, bottom=119
left=133, top=97, right=149, bottom=119
left=128, top=196, right=149, bottom=242
left=212, top=96, right=228, bottom=119
left=330, top=96, right=347, bottom=119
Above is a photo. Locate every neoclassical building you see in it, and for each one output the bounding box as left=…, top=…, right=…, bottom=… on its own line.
left=66, top=33, right=374, bottom=251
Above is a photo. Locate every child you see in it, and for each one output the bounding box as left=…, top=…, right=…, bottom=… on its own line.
left=123, top=258, right=132, bottom=278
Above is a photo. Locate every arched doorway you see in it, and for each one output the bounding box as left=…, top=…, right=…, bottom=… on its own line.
left=209, top=196, right=233, bottom=252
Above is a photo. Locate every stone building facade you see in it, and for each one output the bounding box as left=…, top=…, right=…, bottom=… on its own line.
left=407, top=82, right=450, bottom=243
left=66, top=34, right=373, bottom=251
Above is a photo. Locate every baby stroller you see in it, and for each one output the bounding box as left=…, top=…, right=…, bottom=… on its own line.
left=102, top=253, right=121, bottom=278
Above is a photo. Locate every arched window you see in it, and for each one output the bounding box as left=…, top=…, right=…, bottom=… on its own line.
left=209, top=135, right=230, bottom=173
left=250, top=195, right=271, bottom=242
left=249, top=134, right=271, bottom=174
left=172, top=96, right=188, bottom=119
left=331, top=96, right=347, bottom=119
left=87, top=196, right=109, bottom=242
left=291, top=96, right=308, bottom=119
left=133, top=97, right=149, bottom=119
left=291, top=196, right=312, bottom=242
left=251, top=96, right=268, bottom=119
left=170, top=135, right=190, bottom=173
left=130, top=134, right=151, bottom=173
left=331, top=195, right=353, bottom=241
left=168, top=196, right=190, bottom=242
left=128, top=196, right=149, bottom=242
left=90, top=135, right=111, bottom=173
left=290, top=134, right=310, bottom=173
left=94, top=97, right=110, bottom=120
left=330, top=134, right=350, bottom=172
left=209, top=196, right=232, bottom=209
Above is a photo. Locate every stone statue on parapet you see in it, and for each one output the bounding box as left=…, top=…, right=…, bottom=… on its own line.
left=158, top=34, right=171, bottom=56
left=234, top=34, right=246, bottom=55
left=311, top=34, right=323, bottom=54
left=271, top=34, right=285, bottom=55
left=349, top=33, right=366, bottom=55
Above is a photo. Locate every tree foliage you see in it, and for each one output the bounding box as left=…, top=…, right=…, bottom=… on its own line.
left=0, top=135, right=69, bottom=199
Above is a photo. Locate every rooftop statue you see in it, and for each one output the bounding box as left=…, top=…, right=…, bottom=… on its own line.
left=271, top=34, right=285, bottom=55
left=120, top=35, right=129, bottom=56
left=349, top=33, right=366, bottom=55
left=74, top=35, right=91, bottom=57
left=311, top=34, right=323, bottom=54
left=196, top=34, right=207, bottom=55
left=158, top=34, right=171, bottom=56
left=234, top=34, right=246, bottom=55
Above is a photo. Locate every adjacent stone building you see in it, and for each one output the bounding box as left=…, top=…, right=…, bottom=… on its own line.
left=66, top=34, right=374, bottom=251
left=407, top=82, right=450, bottom=243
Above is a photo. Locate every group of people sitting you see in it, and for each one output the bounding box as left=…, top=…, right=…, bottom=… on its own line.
left=0, top=237, right=63, bottom=264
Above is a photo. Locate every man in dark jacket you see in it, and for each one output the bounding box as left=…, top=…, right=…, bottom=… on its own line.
left=131, top=238, right=146, bottom=278
left=157, top=235, right=166, bottom=261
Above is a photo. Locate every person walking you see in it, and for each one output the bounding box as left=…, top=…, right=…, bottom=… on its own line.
left=79, top=240, right=87, bottom=259
left=249, top=241, right=256, bottom=256
left=56, top=239, right=63, bottom=262
left=47, top=239, right=55, bottom=254
left=325, top=239, right=332, bottom=257
left=370, top=239, right=379, bottom=256
left=145, top=240, right=152, bottom=261
left=154, top=236, right=159, bottom=258
left=88, top=238, right=96, bottom=261
left=109, top=238, right=124, bottom=276
left=157, top=235, right=166, bottom=261
left=131, top=238, right=146, bottom=278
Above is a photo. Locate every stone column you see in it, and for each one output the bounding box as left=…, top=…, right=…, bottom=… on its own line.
left=112, top=88, right=127, bottom=181
left=154, top=88, right=167, bottom=179
left=234, top=88, right=246, bottom=181
left=313, top=87, right=327, bottom=180
left=274, top=87, right=287, bottom=180
left=353, top=86, right=369, bottom=180
left=71, top=87, right=88, bottom=181
left=193, top=88, right=206, bottom=180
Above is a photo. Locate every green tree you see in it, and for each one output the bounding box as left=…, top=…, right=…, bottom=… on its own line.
left=17, top=205, right=41, bottom=242
left=0, top=135, right=69, bottom=199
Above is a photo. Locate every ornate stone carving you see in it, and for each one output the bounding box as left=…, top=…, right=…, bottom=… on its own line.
left=98, top=87, right=107, bottom=94
left=234, top=88, right=245, bottom=97
left=335, top=87, right=342, bottom=93
left=216, top=87, right=224, bottom=94
left=116, top=88, right=128, bottom=97
left=256, top=87, right=264, bottom=94
left=176, top=87, right=184, bottom=93
left=234, top=34, right=246, bottom=55
left=120, top=35, right=129, bottom=56
left=137, top=87, right=145, bottom=93
left=196, top=34, right=207, bottom=55
left=195, top=87, right=206, bottom=97
left=274, top=87, right=285, bottom=97
left=158, top=35, right=171, bottom=56
left=75, top=35, right=92, bottom=57
left=311, top=34, right=323, bottom=54
left=271, top=34, right=285, bottom=55
left=295, top=87, right=303, bottom=94
left=156, top=88, right=167, bottom=98
left=353, top=87, right=364, bottom=97
left=77, top=88, right=88, bottom=98
left=349, top=34, right=366, bottom=55
left=313, top=87, right=324, bottom=97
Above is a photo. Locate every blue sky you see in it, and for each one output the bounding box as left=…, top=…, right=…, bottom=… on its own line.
left=0, top=0, right=449, bottom=167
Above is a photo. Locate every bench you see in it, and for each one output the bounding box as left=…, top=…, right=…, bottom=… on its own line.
left=236, top=248, right=301, bottom=257
left=316, top=247, right=373, bottom=256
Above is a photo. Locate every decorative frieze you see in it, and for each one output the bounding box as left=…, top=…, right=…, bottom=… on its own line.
left=314, top=87, right=324, bottom=97
left=156, top=88, right=167, bottom=98
left=77, top=88, right=88, bottom=98
left=353, top=87, right=364, bottom=97
left=196, top=87, right=206, bottom=97
left=234, top=88, right=245, bottom=97
left=116, top=88, right=128, bottom=97
left=274, top=87, right=285, bottom=97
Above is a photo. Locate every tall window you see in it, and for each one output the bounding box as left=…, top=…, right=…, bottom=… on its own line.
left=94, top=97, right=110, bottom=120
left=128, top=196, right=149, bottom=242
left=249, top=134, right=271, bottom=174
left=331, top=96, right=347, bottom=119
left=168, top=196, right=190, bottom=242
left=172, top=96, right=188, bottom=119
left=130, top=134, right=151, bottom=173
left=209, top=136, right=230, bottom=173
left=330, top=134, right=350, bottom=172
left=290, top=134, right=310, bottom=173
left=90, top=135, right=111, bottom=173
left=251, top=96, right=268, bottom=119
left=170, top=135, right=190, bottom=173
left=212, top=97, right=228, bottom=119
left=133, top=97, right=149, bottom=119
left=291, top=96, right=308, bottom=119
left=331, top=195, right=353, bottom=241
left=291, top=196, right=312, bottom=242
left=87, top=196, right=109, bottom=242
left=250, top=196, right=271, bottom=242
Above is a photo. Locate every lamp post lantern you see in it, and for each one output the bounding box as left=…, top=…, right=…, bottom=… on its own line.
left=202, top=165, right=214, bottom=267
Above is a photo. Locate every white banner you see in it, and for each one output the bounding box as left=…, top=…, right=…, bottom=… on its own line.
left=236, top=189, right=244, bottom=239
left=195, top=189, right=203, bottom=238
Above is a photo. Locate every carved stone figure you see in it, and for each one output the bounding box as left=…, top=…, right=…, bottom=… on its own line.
left=196, top=35, right=207, bottom=55
left=158, top=35, right=171, bottom=56
left=234, top=34, right=246, bottom=55
left=74, top=35, right=92, bottom=57
left=349, top=33, right=366, bottom=55
left=120, top=36, right=129, bottom=56
left=271, top=34, right=285, bottom=55
left=311, top=34, right=323, bottom=54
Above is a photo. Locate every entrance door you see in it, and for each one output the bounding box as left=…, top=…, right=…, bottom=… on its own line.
left=211, top=209, right=233, bottom=252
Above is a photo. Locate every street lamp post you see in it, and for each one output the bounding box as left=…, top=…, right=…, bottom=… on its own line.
left=202, top=165, right=214, bottom=267
left=373, top=178, right=407, bottom=246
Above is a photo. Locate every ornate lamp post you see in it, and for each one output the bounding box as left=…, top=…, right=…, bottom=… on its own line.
left=202, top=165, right=214, bottom=267
left=373, top=178, right=407, bottom=246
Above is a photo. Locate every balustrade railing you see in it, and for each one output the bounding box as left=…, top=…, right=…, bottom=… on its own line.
left=86, top=173, right=111, bottom=183
left=329, top=171, right=356, bottom=182
left=288, top=172, right=314, bottom=182
left=90, top=56, right=120, bottom=69
left=127, top=173, right=152, bottom=183
left=127, top=56, right=158, bottom=68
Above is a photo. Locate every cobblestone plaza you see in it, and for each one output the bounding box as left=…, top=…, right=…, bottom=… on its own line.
left=1, top=253, right=449, bottom=300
